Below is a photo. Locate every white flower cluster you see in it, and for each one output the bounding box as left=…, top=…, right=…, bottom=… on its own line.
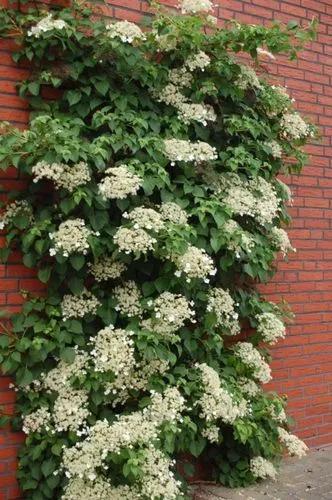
left=141, top=292, right=195, bottom=338
left=277, top=179, right=293, bottom=203
left=32, top=161, right=90, bottom=192
left=113, top=281, right=142, bottom=317
left=123, top=207, right=165, bottom=232
left=278, top=427, right=308, bottom=458
left=0, top=200, right=33, bottom=230
left=49, top=219, right=95, bottom=257
left=197, top=363, right=248, bottom=424
left=160, top=202, right=189, bottom=225
left=88, top=256, right=126, bottom=282
left=27, top=354, right=90, bottom=434
left=105, top=20, right=146, bottom=43
left=250, top=456, right=277, bottom=480
left=178, top=102, right=217, bottom=126
left=62, top=477, right=134, bottom=500
left=270, top=227, right=294, bottom=256
left=53, top=389, right=89, bottom=433
left=216, top=173, right=280, bottom=225
left=27, top=13, right=68, bottom=38
left=180, top=0, right=213, bottom=14
left=270, top=404, right=287, bottom=423
left=105, top=357, right=170, bottom=406
left=235, top=65, right=262, bottom=90
left=140, top=446, right=182, bottom=500
left=61, top=289, right=101, bottom=321
left=174, top=245, right=216, bottom=282
left=256, top=312, right=286, bottom=345
left=223, top=219, right=255, bottom=257
left=257, top=47, right=276, bottom=60
left=202, top=424, right=220, bottom=443
left=159, top=59, right=216, bottom=126
left=114, top=227, right=156, bottom=254
left=98, top=165, right=142, bottom=200
left=186, top=51, right=211, bottom=71
left=22, top=407, right=51, bottom=435
left=264, top=140, right=283, bottom=159
left=280, top=113, right=313, bottom=140
left=63, top=446, right=181, bottom=500
left=90, top=326, right=135, bottom=375
left=164, top=139, right=217, bottom=164
left=43, top=353, right=89, bottom=394
left=62, top=387, right=185, bottom=480
left=238, top=377, right=261, bottom=398
left=234, top=342, right=271, bottom=384
left=207, top=287, right=240, bottom=335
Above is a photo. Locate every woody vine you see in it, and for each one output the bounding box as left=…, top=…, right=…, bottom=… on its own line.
left=0, top=0, right=317, bottom=498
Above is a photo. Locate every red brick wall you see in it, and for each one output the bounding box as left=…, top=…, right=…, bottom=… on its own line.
left=0, top=0, right=332, bottom=497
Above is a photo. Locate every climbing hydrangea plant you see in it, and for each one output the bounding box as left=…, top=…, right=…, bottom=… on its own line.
left=0, top=0, right=316, bottom=498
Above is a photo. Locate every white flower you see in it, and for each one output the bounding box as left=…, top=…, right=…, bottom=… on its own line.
left=234, top=342, right=271, bottom=384
left=114, top=227, right=156, bottom=254
left=280, top=113, right=313, bottom=140
left=256, top=312, right=286, bottom=345
left=238, top=377, right=261, bottom=398
left=160, top=202, right=189, bottom=225
left=250, top=456, right=277, bottom=480
left=210, top=173, right=280, bottom=226
left=180, top=0, right=213, bottom=14
left=202, top=424, right=220, bottom=443
left=125, top=207, right=165, bottom=232
left=278, top=427, right=308, bottom=458
left=89, top=257, right=126, bottom=282
left=62, top=388, right=185, bottom=481
left=175, top=246, right=216, bottom=280
left=235, top=65, right=262, bottom=90
left=186, top=51, right=211, bottom=72
left=61, top=289, right=101, bottom=320
left=113, top=281, right=142, bottom=318
left=270, top=227, right=294, bottom=256
left=98, top=165, right=142, bottom=200
left=106, top=20, right=146, bottom=43
left=27, top=13, right=68, bottom=38
left=197, top=363, right=248, bottom=424
left=0, top=200, right=33, bottom=229
left=22, top=407, right=51, bottom=434
left=32, top=161, right=90, bottom=192
left=141, top=292, right=195, bottom=338
left=164, top=139, right=217, bottom=164
left=264, top=140, right=283, bottom=159
left=207, top=287, right=240, bottom=335
left=49, top=219, right=94, bottom=256
left=257, top=47, right=276, bottom=60
left=90, top=326, right=136, bottom=375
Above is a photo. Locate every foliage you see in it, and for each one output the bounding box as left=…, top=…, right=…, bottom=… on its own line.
left=0, top=1, right=316, bottom=498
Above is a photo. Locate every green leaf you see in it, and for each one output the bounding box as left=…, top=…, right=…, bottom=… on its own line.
left=38, top=267, right=51, bottom=283
left=70, top=254, right=85, bottom=271
left=28, top=82, right=40, bottom=96
left=189, top=437, right=206, bottom=457
left=23, top=253, right=36, bottom=268
left=60, top=347, right=76, bottom=363
left=66, top=90, right=82, bottom=106
left=0, top=335, right=10, bottom=348
left=94, top=79, right=110, bottom=96
left=68, top=276, right=84, bottom=294
left=41, top=459, right=56, bottom=477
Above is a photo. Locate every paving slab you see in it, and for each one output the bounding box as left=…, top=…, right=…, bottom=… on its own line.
left=191, top=446, right=332, bottom=500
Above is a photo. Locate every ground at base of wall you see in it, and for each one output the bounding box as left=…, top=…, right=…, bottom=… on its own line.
left=191, top=446, right=332, bottom=500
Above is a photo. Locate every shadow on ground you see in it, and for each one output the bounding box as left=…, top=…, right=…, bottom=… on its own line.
left=191, top=447, right=332, bottom=500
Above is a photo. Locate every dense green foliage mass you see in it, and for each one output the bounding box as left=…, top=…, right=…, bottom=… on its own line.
left=0, top=1, right=316, bottom=498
